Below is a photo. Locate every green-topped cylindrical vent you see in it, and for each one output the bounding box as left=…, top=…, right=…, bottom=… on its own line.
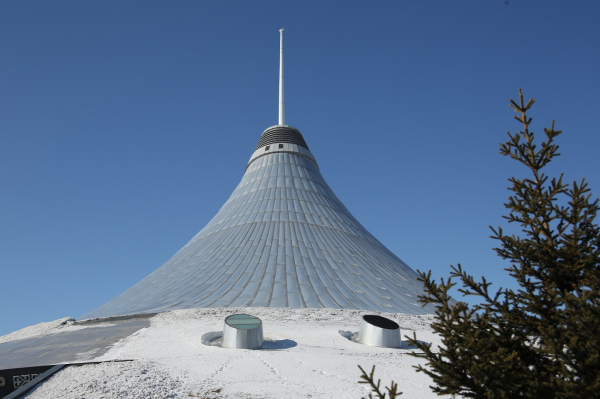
left=222, top=314, right=264, bottom=349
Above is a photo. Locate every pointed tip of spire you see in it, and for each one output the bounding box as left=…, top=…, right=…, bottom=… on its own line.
left=278, top=29, right=285, bottom=126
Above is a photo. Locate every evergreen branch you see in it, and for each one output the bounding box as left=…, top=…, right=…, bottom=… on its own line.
left=358, top=365, right=402, bottom=398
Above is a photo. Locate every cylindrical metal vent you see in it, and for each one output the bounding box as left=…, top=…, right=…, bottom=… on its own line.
left=222, top=314, right=264, bottom=349
left=357, top=315, right=401, bottom=348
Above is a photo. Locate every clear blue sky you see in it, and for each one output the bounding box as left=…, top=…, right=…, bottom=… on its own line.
left=1, top=1, right=599, bottom=337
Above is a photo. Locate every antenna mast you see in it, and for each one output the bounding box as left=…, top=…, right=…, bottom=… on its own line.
left=278, top=28, right=285, bottom=126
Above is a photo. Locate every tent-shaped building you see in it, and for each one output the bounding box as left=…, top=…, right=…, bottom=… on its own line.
left=82, top=31, right=434, bottom=319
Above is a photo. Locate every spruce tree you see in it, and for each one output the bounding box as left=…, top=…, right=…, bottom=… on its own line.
left=406, top=90, right=600, bottom=398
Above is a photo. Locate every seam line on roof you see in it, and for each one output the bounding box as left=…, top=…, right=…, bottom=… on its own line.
left=246, top=150, right=319, bottom=171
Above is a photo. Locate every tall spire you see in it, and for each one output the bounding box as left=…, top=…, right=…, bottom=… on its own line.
left=278, top=28, right=285, bottom=126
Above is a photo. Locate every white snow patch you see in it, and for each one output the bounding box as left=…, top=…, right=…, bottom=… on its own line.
left=26, top=361, right=187, bottom=399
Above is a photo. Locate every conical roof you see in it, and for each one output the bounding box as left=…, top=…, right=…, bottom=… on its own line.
left=82, top=125, right=434, bottom=319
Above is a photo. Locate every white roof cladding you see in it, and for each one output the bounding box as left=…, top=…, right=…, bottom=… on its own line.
left=82, top=125, right=434, bottom=319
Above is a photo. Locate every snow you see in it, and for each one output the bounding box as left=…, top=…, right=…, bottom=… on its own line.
left=1, top=308, right=445, bottom=398
left=0, top=317, right=75, bottom=345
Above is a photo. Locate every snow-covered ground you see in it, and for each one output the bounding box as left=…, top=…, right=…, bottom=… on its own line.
left=3, top=308, right=444, bottom=398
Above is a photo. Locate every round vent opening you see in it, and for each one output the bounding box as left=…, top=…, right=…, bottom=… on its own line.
left=222, top=314, right=264, bottom=349
left=362, top=315, right=399, bottom=330
left=358, top=315, right=401, bottom=348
